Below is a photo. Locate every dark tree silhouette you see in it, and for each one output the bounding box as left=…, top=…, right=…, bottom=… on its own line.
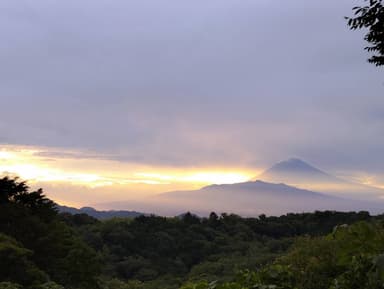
left=0, top=176, right=57, bottom=219
left=346, top=0, right=384, bottom=66
left=0, top=177, right=29, bottom=204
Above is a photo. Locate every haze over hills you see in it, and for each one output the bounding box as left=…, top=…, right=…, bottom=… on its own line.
left=155, top=180, right=383, bottom=216
left=80, top=158, right=384, bottom=217
left=255, top=158, right=384, bottom=201
left=57, top=205, right=145, bottom=219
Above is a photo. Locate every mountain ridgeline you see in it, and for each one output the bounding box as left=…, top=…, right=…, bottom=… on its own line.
left=256, top=158, right=336, bottom=181
left=57, top=205, right=145, bottom=219
left=160, top=158, right=384, bottom=215
left=158, top=180, right=380, bottom=216
left=96, top=158, right=384, bottom=217
left=254, top=158, right=384, bottom=201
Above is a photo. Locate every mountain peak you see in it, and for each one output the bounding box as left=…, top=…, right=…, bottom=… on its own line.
left=270, top=158, right=324, bottom=173
left=255, top=158, right=331, bottom=182
left=80, top=206, right=97, bottom=212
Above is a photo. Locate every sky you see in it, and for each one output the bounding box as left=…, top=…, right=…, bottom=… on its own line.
left=0, top=0, right=383, bottom=207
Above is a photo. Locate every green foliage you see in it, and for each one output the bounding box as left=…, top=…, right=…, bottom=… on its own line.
left=270, top=221, right=384, bottom=289
left=2, top=176, right=384, bottom=289
left=346, top=0, right=384, bottom=66
left=180, top=281, right=216, bottom=289
left=0, top=177, right=101, bottom=289
left=0, top=282, right=22, bottom=289
left=330, top=254, right=384, bottom=289
left=33, top=220, right=101, bottom=288
left=33, top=282, right=65, bottom=289
left=181, top=270, right=293, bottom=289
left=0, top=233, right=48, bottom=286
left=99, top=278, right=145, bottom=289
left=64, top=209, right=374, bottom=288
left=183, top=221, right=384, bottom=289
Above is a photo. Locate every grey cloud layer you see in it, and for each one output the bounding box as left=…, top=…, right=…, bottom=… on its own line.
left=0, top=0, right=383, bottom=171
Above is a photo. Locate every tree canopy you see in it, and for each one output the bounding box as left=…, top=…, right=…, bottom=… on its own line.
left=347, top=0, right=384, bottom=66
left=0, top=177, right=101, bottom=289
left=1, top=176, right=384, bottom=289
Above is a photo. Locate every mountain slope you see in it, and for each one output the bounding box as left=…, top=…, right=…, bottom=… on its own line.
left=157, top=180, right=381, bottom=216
left=255, top=158, right=384, bottom=201
left=91, top=159, right=384, bottom=217
left=258, top=158, right=335, bottom=181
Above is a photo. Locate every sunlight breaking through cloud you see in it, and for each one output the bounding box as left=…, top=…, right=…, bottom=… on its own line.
left=0, top=145, right=256, bottom=202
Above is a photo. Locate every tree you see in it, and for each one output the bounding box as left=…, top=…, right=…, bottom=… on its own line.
left=0, top=177, right=57, bottom=220
left=0, top=233, right=48, bottom=286
left=0, top=177, right=29, bottom=204
left=346, top=0, right=384, bottom=66
left=0, top=177, right=101, bottom=288
left=0, top=283, right=22, bottom=289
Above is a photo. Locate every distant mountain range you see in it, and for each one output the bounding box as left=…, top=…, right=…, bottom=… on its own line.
left=157, top=180, right=382, bottom=216
left=151, top=158, right=384, bottom=216
left=60, top=158, right=384, bottom=218
left=57, top=205, right=146, bottom=219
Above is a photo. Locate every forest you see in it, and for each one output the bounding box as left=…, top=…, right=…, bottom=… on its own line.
left=1, top=0, right=384, bottom=288
left=1, top=176, right=384, bottom=289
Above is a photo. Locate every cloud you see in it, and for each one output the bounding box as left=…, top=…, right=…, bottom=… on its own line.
left=0, top=0, right=383, bottom=173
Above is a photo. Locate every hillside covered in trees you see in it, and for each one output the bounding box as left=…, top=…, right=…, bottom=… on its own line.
left=1, top=176, right=384, bottom=289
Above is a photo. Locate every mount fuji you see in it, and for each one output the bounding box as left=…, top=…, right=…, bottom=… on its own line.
left=254, top=158, right=384, bottom=201
left=96, top=159, right=384, bottom=217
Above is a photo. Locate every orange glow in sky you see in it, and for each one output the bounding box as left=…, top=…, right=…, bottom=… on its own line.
left=3, top=145, right=384, bottom=208
left=0, top=145, right=257, bottom=206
